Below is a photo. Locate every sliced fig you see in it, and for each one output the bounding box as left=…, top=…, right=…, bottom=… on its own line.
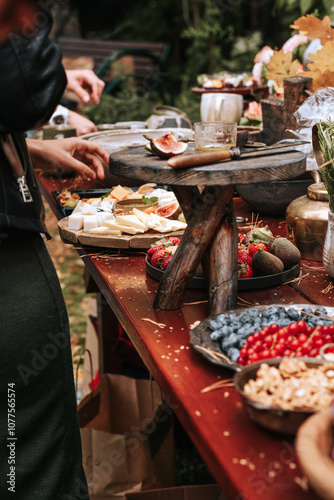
left=150, top=132, right=188, bottom=159
left=155, top=201, right=181, bottom=219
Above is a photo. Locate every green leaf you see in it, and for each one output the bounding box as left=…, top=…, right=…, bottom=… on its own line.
left=300, top=0, right=314, bottom=14
left=142, top=196, right=159, bottom=205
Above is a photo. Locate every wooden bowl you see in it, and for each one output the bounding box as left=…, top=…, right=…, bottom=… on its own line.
left=115, top=198, right=158, bottom=213
left=296, top=408, right=334, bottom=499
left=234, top=358, right=331, bottom=436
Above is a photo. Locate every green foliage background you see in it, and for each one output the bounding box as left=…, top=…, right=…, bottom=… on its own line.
left=82, top=0, right=334, bottom=123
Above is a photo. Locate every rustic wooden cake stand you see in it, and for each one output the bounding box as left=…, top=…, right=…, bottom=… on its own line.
left=109, top=147, right=306, bottom=314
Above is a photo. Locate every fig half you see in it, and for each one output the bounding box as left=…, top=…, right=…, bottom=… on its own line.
left=150, top=132, right=188, bottom=159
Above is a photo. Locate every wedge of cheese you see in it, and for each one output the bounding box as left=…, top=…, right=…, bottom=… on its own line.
left=89, top=226, right=121, bottom=235
left=73, top=200, right=84, bottom=213
left=115, top=214, right=147, bottom=231
left=133, top=207, right=150, bottom=226
left=104, top=220, right=144, bottom=235
left=68, top=213, right=83, bottom=230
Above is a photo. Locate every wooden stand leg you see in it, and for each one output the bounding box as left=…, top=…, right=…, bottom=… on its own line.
left=205, top=194, right=238, bottom=315
left=153, top=185, right=235, bottom=310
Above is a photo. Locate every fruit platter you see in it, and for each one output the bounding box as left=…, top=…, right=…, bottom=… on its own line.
left=190, top=304, right=334, bottom=371
left=57, top=183, right=187, bottom=249
left=145, top=224, right=301, bottom=291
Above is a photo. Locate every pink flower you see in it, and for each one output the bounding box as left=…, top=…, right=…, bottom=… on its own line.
left=281, top=34, right=308, bottom=54
left=244, top=101, right=262, bottom=119
left=254, top=46, right=274, bottom=64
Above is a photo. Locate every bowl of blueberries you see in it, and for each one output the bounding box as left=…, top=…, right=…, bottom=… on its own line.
left=189, top=304, right=334, bottom=370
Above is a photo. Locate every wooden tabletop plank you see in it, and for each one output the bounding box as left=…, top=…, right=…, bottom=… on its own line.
left=109, top=146, right=306, bottom=186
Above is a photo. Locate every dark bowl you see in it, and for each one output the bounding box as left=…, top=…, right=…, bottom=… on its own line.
left=236, top=172, right=314, bottom=217
left=234, top=357, right=331, bottom=435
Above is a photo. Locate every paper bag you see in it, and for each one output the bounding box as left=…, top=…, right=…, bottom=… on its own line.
left=78, top=373, right=175, bottom=500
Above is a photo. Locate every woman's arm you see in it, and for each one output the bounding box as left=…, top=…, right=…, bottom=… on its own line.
left=27, top=138, right=109, bottom=180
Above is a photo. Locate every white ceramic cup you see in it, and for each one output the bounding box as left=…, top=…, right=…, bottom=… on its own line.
left=200, top=93, right=243, bottom=123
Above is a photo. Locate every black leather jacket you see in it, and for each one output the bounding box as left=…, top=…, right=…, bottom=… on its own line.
left=0, top=15, right=66, bottom=235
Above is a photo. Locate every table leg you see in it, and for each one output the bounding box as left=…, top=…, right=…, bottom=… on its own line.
left=202, top=193, right=238, bottom=315
left=153, top=185, right=236, bottom=311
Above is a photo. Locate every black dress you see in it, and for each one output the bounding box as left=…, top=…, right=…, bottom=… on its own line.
left=0, top=15, right=89, bottom=500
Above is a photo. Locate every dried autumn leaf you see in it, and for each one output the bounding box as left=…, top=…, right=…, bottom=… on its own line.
left=307, top=40, right=334, bottom=74
left=301, top=68, right=334, bottom=91
left=266, top=50, right=301, bottom=88
left=291, top=15, right=334, bottom=45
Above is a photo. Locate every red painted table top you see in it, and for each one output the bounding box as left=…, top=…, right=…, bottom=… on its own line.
left=38, top=172, right=331, bottom=499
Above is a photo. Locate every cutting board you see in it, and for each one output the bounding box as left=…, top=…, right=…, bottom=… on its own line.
left=58, top=217, right=184, bottom=249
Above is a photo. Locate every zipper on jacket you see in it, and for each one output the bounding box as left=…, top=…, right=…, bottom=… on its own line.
left=0, top=134, right=33, bottom=203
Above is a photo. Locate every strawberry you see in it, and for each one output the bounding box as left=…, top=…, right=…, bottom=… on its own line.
left=147, top=245, right=165, bottom=262
left=167, top=237, right=180, bottom=246
left=150, top=249, right=169, bottom=269
left=248, top=242, right=271, bottom=258
left=238, top=250, right=252, bottom=266
left=238, top=232, right=245, bottom=243
left=238, top=262, right=253, bottom=279
left=161, top=254, right=173, bottom=270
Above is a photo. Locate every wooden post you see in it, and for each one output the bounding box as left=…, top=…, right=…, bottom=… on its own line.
left=153, top=186, right=235, bottom=310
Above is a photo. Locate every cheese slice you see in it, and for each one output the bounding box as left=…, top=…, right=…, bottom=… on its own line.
left=110, top=185, right=131, bottom=201
left=89, top=226, right=121, bottom=234
left=104, top=220, right=144, bottom=235
left=68, top=213, right=83, bottom=230
left=133, top=207, right=150, bottom=226
left=83, top=215, right=98, bottom=232
left=115, top=214, right=147, bottom=231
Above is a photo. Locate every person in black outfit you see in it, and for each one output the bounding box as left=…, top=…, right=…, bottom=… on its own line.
left=0, top=3, right=109, bottom=498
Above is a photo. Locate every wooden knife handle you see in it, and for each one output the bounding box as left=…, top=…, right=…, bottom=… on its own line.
left=167, top=147, right=240, bottom=169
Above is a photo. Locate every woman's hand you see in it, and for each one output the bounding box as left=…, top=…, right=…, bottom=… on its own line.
left=68, top=110, right=97, bottom=136
left=27, top=138, right=109, bottom=180
left=65, top=69, right=105, bottom=104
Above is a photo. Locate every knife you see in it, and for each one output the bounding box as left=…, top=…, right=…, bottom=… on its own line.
left=167, top=140, right=309, bottom=169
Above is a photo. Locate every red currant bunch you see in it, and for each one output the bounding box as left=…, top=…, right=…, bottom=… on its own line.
left=238, top=321, right=334, bottom=366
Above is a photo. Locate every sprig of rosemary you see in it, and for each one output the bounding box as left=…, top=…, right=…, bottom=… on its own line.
left=317, top=120, right=334, bottom=213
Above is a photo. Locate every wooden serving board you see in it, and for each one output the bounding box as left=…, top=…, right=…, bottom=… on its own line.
left=58, top=217, right=184, bottom=249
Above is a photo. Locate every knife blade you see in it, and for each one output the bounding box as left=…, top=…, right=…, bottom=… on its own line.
left=167, top=140, right=309, bottom=169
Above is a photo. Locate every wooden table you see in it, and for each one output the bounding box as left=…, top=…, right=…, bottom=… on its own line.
left=38, top=170, right=330, bottom=500
left=109, top=146, right=306, bottom=315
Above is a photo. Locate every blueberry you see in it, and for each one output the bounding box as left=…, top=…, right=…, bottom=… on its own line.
left=248, top=307, right=260, bottom=317
left=228, top=313, right=238, bottom=321
left=236, top=326, right=246, bottom=336
left=267, top=306, right=279, bottom=316
left=210, top=330, right=223, bottom=341
left=268, top=315, right=279, bottom=324
left=314, top=306, right=328, bottom=318
left=209, top=320, right=222, bottom=330
left=221, top=326, right=233, bottom=336
left=287, top=308, right=300, bottom=321
left=281, top=318, right=292, bottom=327
left=261, top=309, right=270, bottom=319
left=237, top=338, right=246, bottom=349
left=227, top=347, right=240, bottom=362
left=222, top=335, right=238, bottom=350
left=238, top=313, right=249, bottom=324
left=217, top=313, right=229, bottom=324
